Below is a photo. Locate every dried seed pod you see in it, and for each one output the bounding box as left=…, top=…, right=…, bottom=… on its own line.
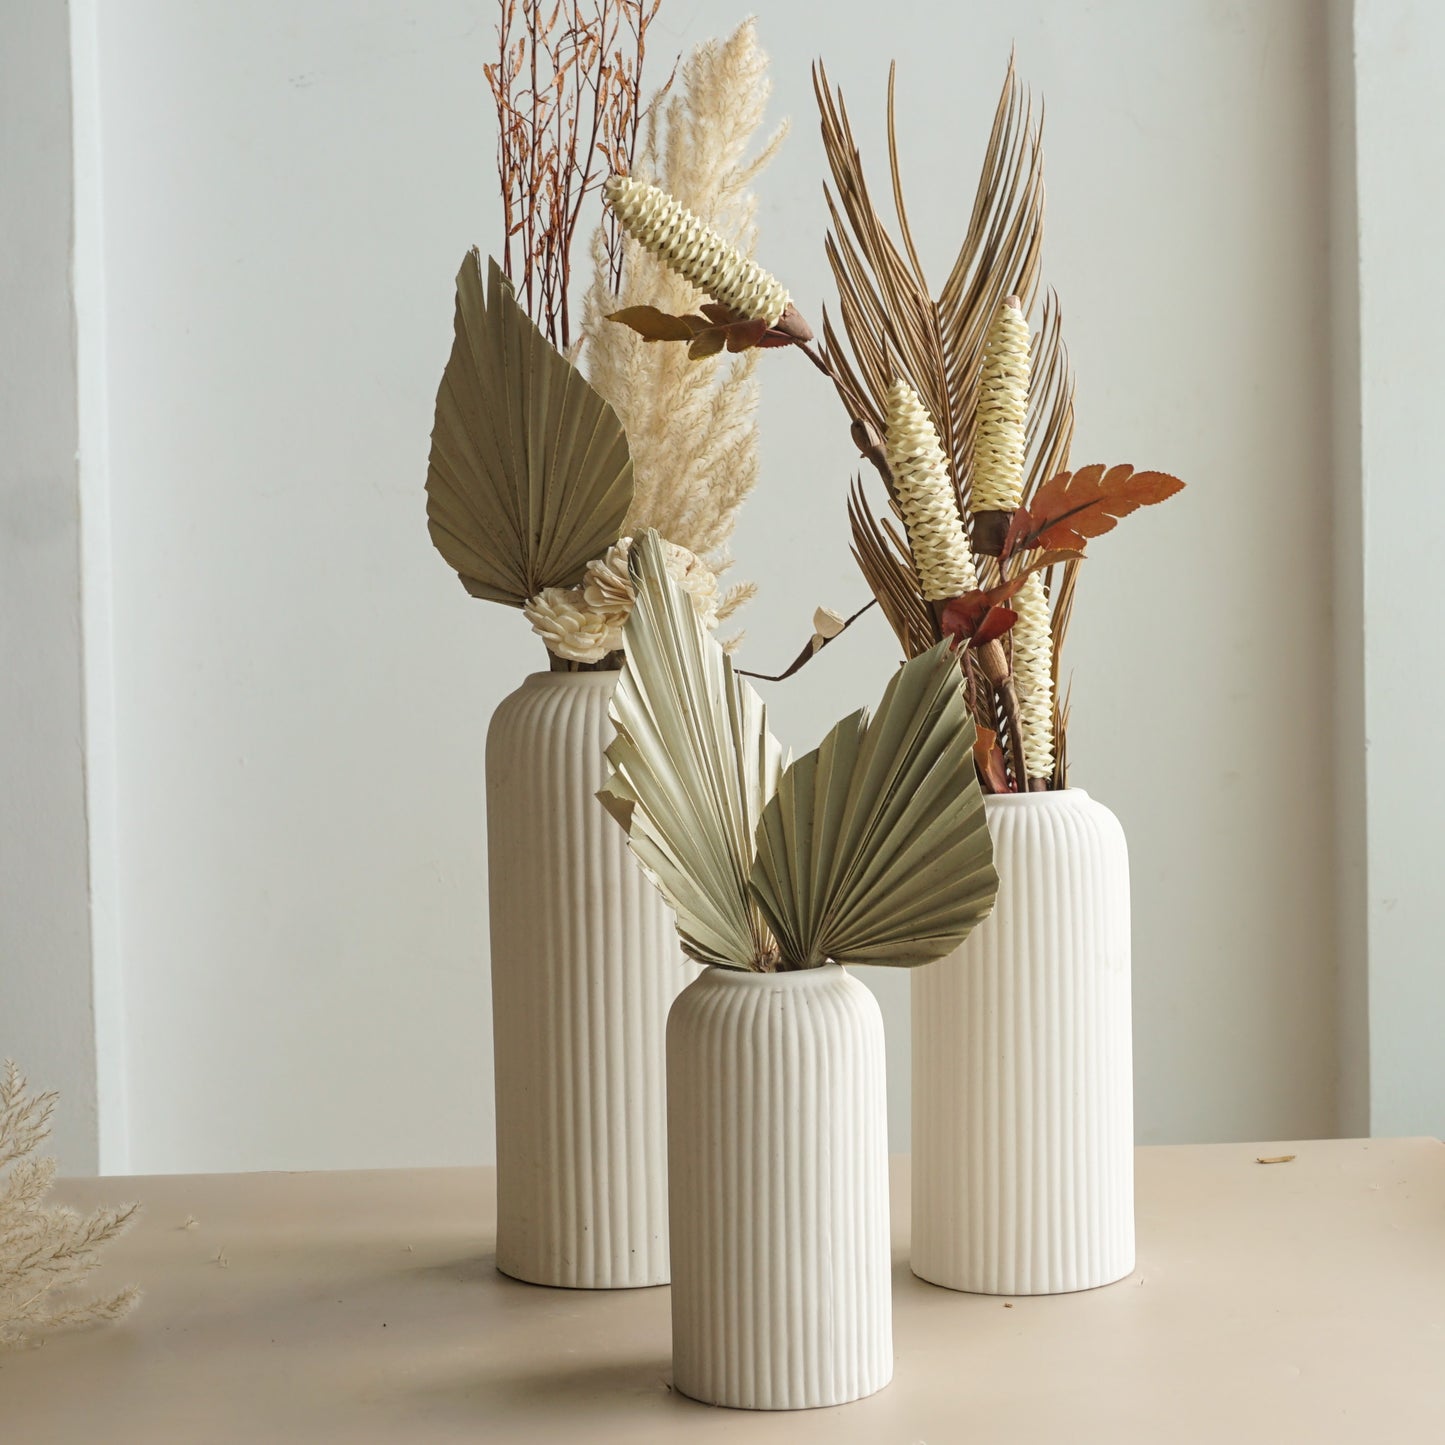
left=971, top=297, right=1032, bottom=554
left=603, top=175, right=791, bottom=326
left=1011, top=570, right=1055, bottom=782
left=883, top=381, right=979, bottom=602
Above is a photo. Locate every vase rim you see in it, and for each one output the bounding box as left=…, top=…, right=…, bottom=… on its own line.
left=699, top=962, right=846, bottom=987
left=984, top=787, right=1092, bottom=806
left=521, top=667, right=622, bottom=687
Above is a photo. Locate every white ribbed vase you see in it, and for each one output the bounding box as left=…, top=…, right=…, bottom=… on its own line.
left=486, top=670, right=693, bottom=1289
left=666, top=965, right=892, bottom=1410
left=911, top=789, right=1134, bottom=1295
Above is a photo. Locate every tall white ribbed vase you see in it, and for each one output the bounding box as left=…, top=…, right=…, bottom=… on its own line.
left=486, top=670, right=693, bottom=1289
left=911, top=789, right=1134, bottom=1295
left=667, top=965, right=892, bottom=1410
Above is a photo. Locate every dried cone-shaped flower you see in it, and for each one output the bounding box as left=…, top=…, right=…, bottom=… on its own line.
left=1011, top=570, right=1055, bottom=782
left=884, top=381, right=979, bottom=601
left=971, top=297, right=1032, bottom=514
left=603, top=175, right=791, bottom=325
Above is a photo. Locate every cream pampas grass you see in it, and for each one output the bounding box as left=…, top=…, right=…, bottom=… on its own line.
left=578, top=20, right=785, bottom=615
left=884, top=381, right=978, bottom=601
left=1, top=1062, right=139, bottom=1349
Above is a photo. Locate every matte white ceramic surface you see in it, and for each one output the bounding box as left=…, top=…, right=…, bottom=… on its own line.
left=666, top=964, right=892, bottom=1409
left=486, top=670, right=693, bottom=1288
left=911, top=789, right=1135, bottom=1294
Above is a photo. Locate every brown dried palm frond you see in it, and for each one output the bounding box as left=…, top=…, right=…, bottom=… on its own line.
left=1046, top=563, right=1079, bottom=787
left=847, top=478, right=935, bottom=658
left=1051, top=675, right=1073, bottom=789
left=1022, top=290, right=1075, bottom=503
left=815, top=57, right=1045, bottom=508
left=819, top=56, right=1084, bottom=772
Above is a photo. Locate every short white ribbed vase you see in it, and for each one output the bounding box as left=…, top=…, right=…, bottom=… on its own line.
left=666, top=965, right=892, bottom=1410
left=911, top=789, right=1134, bottom=1295
left=486, top=670, right=693, bottom=1289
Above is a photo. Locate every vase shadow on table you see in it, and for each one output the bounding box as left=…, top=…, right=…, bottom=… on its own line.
left=393, top=1355, right=679, bottom=1424
left=407, top=1252, right=502, bottom=1287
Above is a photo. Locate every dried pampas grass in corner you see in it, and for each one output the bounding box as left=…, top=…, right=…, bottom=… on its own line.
left=0, top=1061, right=139, bottom=1349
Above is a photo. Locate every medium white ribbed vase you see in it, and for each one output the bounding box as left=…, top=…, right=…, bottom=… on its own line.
left=667, top=965, right=892, bottom=1410
left=486, top=670, right=693, bottom=1289
left=911, top=789, right=1134, bottom=1295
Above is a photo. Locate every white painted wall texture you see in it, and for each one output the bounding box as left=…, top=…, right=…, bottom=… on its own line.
left=1353, top=0, right=1445, bottom=1140
left=1, top=0, right=98, bottom=1172
left=5, top=0, right=1423, bottom=1172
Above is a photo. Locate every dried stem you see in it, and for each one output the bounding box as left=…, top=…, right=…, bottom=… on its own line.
left=737, top=599, right=878, bottom=682
left=485, top=0, right=662, bottom=348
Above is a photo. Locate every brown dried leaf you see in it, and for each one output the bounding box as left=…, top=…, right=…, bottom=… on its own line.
left=688, top=327, right=728, bottom=359
left=606, top=305, right=706, bottom=342
left=973, top=726, right=1010, bottom=794
left=1004, top=465, right=1185, bottom=556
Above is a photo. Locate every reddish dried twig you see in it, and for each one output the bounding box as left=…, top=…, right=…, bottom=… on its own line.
left=484, top=0, right=662, bottom=348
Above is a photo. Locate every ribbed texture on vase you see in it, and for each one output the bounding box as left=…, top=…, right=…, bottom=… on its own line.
left=911, top=790, right=1134, bottom=1295
left=486, top=671, right=693, bottom=1289
left=666, top=965, right=892, bottom=1410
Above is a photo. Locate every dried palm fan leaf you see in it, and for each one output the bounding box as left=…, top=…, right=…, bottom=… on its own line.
left=603, top=533, right=997, bottom=971
left=815, top=58, right=1045, bottom=506
left=847, top=479, right=935, bottom=658
left=750, top=641, right=997, bottom=969
left=600, top=531, right=782, bottom=969
left=426, top=252, right=634, bottom=605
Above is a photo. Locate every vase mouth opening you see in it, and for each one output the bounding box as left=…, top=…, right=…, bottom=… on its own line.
left=522, top=666, right=623, bottom=687
left=700, top=961, right=846, bottom=987
left=985, top=787, right=1091, bottom=806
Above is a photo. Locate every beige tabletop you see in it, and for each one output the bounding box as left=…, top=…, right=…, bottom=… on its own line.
left=3, top=1139, right=1443, bottom=1442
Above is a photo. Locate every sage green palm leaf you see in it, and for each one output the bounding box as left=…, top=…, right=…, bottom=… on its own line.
left=426, top=252, right=634, bottom=605
left=749, top=642, right=996, bottom=968
left=599, top=531, right=782, bottom=970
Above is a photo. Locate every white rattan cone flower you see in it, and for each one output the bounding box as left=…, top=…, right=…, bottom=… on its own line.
left=603, top=175, right=791, bottom=326
left=1010, top=570, right=1056, bottom=780
left=971, top=299, right=1032, bottom=514
left=883, top=381, right=979, bottom=601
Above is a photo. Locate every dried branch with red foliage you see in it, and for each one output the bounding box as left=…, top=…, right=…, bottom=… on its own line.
left=485, top=0, right=662, bottom=349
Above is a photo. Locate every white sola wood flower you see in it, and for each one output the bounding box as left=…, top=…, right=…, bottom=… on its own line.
left=523, top=585, right=627, bottom=664
left=1011, top=570, right=1056, bottom=781
left=603, top=175, right=791, bottom=326
left=525, top=538, right=719, bottom=664
left=883, top=381, right=979, bottom=601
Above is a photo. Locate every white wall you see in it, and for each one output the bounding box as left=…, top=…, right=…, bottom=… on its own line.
left=1353, top=0, right=1445, bottom=1139
left=28, top=0, right=1344, bottom=1172
left=0, top=0, right=98, bottom=1173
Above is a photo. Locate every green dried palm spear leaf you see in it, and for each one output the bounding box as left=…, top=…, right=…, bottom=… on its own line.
left=426, top=251, right=634, bottom=605
left=599, top=530, right=782, bottom=970
left=749, top=642, right=997, bottom=969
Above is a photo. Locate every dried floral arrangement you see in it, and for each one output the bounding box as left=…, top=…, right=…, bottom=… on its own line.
left=427, top=5, right=783, bottom=666
left=1, top=1062, right=138, bottom=1349
left=604, top=60, right=1185, bottom=791
left=599, top=532, right=997, bottom=971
